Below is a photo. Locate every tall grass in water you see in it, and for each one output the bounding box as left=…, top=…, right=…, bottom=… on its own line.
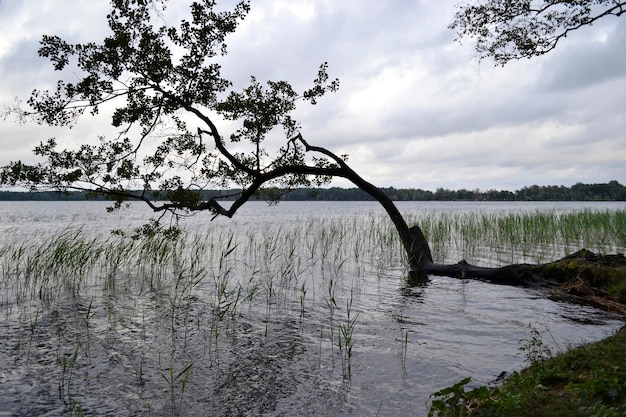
left=338, top=288, right=358, bottom=380
left=1, top=209, right=624, bottom=310
left=0, top=228, right=107, bottom=304
left=1, top=209, right=624, bottom=311
left=405, top=209, right=626, bottom=265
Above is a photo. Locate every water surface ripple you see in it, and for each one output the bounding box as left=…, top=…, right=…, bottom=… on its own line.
left=0, top=201, right=624, bottom=416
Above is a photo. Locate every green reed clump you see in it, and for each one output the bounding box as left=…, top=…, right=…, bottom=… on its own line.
left=0, top=228, right=110, bottom=303
left=560, top=210, right=626, bottom=252
left=404, top=209, right=625, bottom=265
left=0, top=227, right=214, bottom=306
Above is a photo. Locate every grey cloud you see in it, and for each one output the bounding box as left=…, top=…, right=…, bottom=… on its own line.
left=1, top=38, right=47, bottom=77
left=1, top=0, right=624, bottom=191
left=223, top=0, right=454, bottom=85
left=537, top=19, right=626, bottom=92
left=378, top=84, right=559, bottom=139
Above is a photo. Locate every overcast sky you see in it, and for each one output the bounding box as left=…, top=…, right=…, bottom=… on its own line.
left=1, top=0, right=625, bottom=191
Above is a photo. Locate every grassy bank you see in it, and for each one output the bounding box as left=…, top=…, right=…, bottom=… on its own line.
left=429, top=327, right=626, bottom=417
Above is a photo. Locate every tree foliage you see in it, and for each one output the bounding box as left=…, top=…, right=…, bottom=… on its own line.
left=1, top=0, right=344, bottom=218
left=450, top=0, right=625, bottom=65
left=1, top=0, right=423, bottom=264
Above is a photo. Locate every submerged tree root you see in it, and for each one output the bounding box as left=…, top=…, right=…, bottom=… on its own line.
left=409, top=226, right=626, bottom=314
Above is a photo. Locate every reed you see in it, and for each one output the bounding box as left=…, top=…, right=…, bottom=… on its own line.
left=60, top=345, right=81, bottom=413
left=338, top=288, right=358, bottom=380
left=404, top=209, right=625, bottom=265
left=161, top=362, right=193, bottom=417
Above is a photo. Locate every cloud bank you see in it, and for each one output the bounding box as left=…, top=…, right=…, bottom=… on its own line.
left=0, top=0, right=624, bottom=191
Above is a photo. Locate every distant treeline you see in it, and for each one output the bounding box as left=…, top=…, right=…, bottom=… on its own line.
left=1, top=180, right=625, bottom=202
left=275, top=180, right=626, bottom=201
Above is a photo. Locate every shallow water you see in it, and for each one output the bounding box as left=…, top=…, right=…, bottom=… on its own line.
left=0, top=201, right=624, bottom=416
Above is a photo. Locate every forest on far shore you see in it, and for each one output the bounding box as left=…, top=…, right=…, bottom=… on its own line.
left=1, top=181, right=625, bottom=202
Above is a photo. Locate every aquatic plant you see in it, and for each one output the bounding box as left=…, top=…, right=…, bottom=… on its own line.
left=338, top=288, right=358, bottom=380
left=60, top=345, right=82, bottom=414
left=161, top=362, right=193, bottom=417
left=404, top=209, right=626, bottom=265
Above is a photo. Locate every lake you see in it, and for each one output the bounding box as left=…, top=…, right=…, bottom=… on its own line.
left=0, top=200, right=624, bottom=416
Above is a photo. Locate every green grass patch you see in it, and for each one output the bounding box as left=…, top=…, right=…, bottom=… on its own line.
left=429, top=329, right=626, bottom=417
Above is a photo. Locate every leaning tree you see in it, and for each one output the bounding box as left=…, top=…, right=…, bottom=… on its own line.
left=450, top=0, right=625, bottom=65
left=0, top=0, right=429, bottom=270
left=3, top=0, right=625, bottom=300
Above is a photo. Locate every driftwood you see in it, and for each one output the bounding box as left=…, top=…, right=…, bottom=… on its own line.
left=408, top=226, right=626, bottom=313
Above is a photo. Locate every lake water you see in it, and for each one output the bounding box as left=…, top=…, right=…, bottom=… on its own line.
left=0, top=200, right=624, bottom=416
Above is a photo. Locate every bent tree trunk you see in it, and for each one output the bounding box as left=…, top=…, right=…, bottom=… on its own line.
left=405, top=225, right=626, bottom=313
left=408, top=224, right=548, bottom=286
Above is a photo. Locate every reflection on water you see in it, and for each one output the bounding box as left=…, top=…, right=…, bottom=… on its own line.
left=0, top=201, right=624, bottom=416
